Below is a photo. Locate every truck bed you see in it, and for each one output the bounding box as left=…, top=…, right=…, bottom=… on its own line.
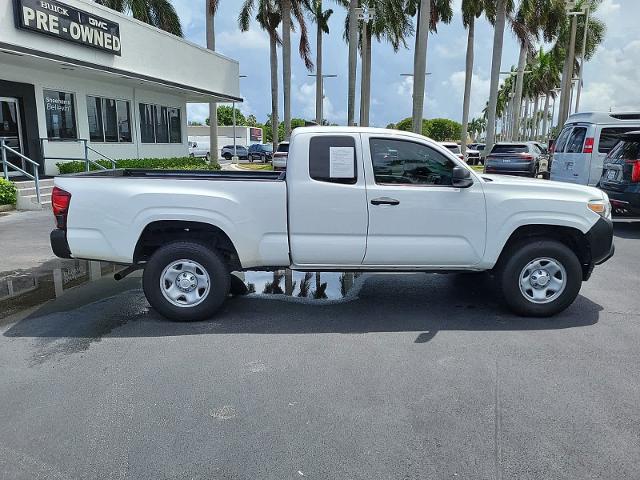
left=65, top=169, right=285, bottom=181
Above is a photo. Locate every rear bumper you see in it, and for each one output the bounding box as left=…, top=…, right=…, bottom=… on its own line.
left=601, top=188, right=640, bottom=216
left=50, top=229, right=72, bottom=259
left=484, top=169, right=534, bottom=177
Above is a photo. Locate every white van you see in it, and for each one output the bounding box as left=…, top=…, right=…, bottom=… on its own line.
left=550, top=112, right=640, bottom=186
left=188, top=137, right=211, bottom=160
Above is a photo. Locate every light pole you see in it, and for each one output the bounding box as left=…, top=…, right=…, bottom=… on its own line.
left=355, top=6, right=375, bottom=127
left=308, top=74, right=337, bottom=125
left=574, top=4, right=590, bottom=113
left=558, top=0, right=586, bottom=129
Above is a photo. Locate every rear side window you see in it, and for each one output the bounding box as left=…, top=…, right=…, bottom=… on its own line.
left=554, top=127, right=573, bottom=153
left=566, top=127, right=587, bottom=153
left=491, top=144, right=528, bottom=154
left=309, top=136, right=357, bottom=184
left=599, top=128, right=639, bottom=153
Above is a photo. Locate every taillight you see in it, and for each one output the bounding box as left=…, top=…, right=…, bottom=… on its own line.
left=51, top=186, right=71, bottom=230
left=583, top=137, right=595, bottom=154
left=632, top=160, right=640, bottom=183
left=520, top=154, right=533, bottom=160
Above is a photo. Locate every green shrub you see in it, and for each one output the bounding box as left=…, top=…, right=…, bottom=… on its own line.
left=56, top=157, right=221, bottom=175
left=0, top=178, right=17, bottom=205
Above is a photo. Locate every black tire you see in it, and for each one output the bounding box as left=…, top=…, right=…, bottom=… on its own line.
left=496, top=238, right=582, bottom=317
left=223, top=153, right=232, bottom=160
left=205, top=152, right=211, bottom=162
left=143, top=242, right=230, bottom=321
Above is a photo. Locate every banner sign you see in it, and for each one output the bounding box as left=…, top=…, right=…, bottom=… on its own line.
left=14, top=0, right=122, bottom=55
left=250, top=127, right=263, bottom=142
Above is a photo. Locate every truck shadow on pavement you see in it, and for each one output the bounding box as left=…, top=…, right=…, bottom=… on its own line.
left=4, top=273, right=603, bottom=346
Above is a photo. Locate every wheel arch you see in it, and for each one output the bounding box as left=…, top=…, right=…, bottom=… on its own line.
left=494, top=224, right=593, bottom=280
left=134, top=220, right=241, bottom=271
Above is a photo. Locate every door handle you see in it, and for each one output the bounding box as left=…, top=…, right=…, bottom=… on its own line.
left=371, top=197, right=400, bottom=206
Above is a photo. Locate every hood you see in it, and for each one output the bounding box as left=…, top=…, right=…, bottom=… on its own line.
left=480, top=174, right=605, bottom=200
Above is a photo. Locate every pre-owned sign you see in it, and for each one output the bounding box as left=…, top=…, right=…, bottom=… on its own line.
left=13, top=0, right=122, bottom=55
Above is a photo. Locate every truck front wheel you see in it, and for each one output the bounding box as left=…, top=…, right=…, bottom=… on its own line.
left=497, top=239, right=582, bottom=317
left=143, top=242, right=230, bottom=321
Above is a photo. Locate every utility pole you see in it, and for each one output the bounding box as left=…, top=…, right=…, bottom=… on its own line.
left=574, top=4, right=590, bottom=113
left=347, top=0, right=358, bottom=126
left=355, top=7, right=375, bottom=127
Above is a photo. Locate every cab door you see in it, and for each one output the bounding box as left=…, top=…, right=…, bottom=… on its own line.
left=287, top=132, right=369, bottom=267
left=362, top=135, right=486, bottom=267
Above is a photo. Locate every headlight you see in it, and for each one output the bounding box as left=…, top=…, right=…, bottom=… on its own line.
left=588, top=199, right=612, bottom=219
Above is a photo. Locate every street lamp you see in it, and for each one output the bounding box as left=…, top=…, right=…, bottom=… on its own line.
left=558, top=0, right=587, bottom=128
left=308, top=74, right=338, bottom=124
left=574, top=4, right=591, bottom=113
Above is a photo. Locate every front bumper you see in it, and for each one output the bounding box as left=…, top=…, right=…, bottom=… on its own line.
left=50, top=229, right=72, bottom=259
left=587, top=217, right=615, bottom=265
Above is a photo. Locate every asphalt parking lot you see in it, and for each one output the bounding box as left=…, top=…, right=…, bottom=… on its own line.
left=1, top=221, right=639, bottom=479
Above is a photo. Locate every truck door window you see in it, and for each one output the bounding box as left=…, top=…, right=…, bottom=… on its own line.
left=369, top=138, right=455, bottom=186
left=566, top=127, right=587, bottom=153
left=309, top=136, right=357, bottom=184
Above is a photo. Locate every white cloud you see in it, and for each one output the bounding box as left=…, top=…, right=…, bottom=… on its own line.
left=444, top=71, right=491, bottom=119
left=217, top=28, right=269, bottom=51
left=294, top=82, right=346, bottom=123
left=187, top=103, right=210, bottom=123
left=581, top=40, right=640, bottom=112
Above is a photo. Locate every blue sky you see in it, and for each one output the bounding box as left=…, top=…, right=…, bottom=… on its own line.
left=171, top=0, right=638, bottom=127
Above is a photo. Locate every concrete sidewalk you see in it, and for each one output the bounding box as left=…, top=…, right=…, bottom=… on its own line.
left=0, top=208, right=55, bottom=273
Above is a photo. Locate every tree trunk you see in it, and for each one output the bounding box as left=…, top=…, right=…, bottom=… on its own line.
left=511, top=44, right=527, bottom=141
left=485, top=0, right=506, bottom=152
left=347, top=0, right=357, bottom=126
left=558, top=14, right=578, bottom=129
left=269, top=31, right=279, bottom=152
left=315, top=14, right=323, bottom=125
left=206, top=6, right=218, bottom=164
left=523, top=99, right=530, bottom=140
left=532, top=95, right=540, bottom=140
left=461, top=17, right=474, bottom=156
left=359, top=25, right=372, bottom=127
left=282, top=0, right=292, bottom=139
left=359, top=24, right=368, bottom=127
left=411, top=0, right=430, bottom=134
left=541, top=93, right=551, bottom=141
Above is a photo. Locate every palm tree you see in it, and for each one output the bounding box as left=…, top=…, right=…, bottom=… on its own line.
left=97, top=0, right=182, bottom=36
left=207, top=0, right=220, bottom=164
left=484, top=0, right=510, bottom=152
left=348, top=0, right=358, bottom=126
left=358, top=0, right=413, bottom=127
left=240, top=0, right=282, bottom=152
left=510, top=0, right=565, bottom=141
left=460, top=0, right=486, bottom=156
left=407, top=0, right=453, bottom=134
left=308, top=1, right=334, bottom=125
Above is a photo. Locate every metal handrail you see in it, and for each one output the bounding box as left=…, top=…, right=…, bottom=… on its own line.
left=40, top=138, right=118, bottom=172
left=1, top=139, right=41, bottom=204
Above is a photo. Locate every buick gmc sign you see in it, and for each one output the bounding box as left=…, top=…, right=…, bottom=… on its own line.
left=14, top=0, right=122, bottom=55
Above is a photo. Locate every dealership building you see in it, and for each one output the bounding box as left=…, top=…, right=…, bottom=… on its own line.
left=0, top=0, right=241, bottom=179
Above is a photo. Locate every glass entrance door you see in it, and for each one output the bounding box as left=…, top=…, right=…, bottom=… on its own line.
left=0, top=97, right=25, bottom=177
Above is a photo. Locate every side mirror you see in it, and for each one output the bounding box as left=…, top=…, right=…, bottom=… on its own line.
left=452, top=166, right=474, bottom=188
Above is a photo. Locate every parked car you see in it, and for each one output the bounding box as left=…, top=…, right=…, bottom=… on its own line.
left=469, top=143, right=486, bottom=152
left=485, top=142, right=549, bottom=178
left=221, top=145, right=249, bottom=161
left=599, top=130, right=640, bottom=217
left=248, top=143, right=273, bottom=162
left=439, top=142, right=465, bottom=161
left=272, top=141, right=289, bottom=171
left=188, top=141, right=210, bottom=160
left=51, top=126, right=613, bottom=321
left=465, top=148, right=482, bottom=165
left=550, top=111, right=640, bottom=186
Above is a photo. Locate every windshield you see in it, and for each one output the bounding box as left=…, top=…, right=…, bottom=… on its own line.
left=261, top=144, right=273, bottom=152
left=444, top=145, right=461, bottom=154
left=277, top=143, right=290, bottom=153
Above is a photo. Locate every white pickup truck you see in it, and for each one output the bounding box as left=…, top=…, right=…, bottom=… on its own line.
left=50, top=127, right=614, bottom=320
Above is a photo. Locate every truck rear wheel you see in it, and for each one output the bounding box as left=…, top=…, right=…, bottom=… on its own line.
left=497, top=239, right=582, bottom=317
left=143, top=242, right=230, bottom=321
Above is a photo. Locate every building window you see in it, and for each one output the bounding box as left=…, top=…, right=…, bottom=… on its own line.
left=87, top=96, right=132, bottom=143
left=139, top=103, right=182, bottom=144
left=168, top=107, right=181, bottom=143
left=44, top=90, right=77, bottom=140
